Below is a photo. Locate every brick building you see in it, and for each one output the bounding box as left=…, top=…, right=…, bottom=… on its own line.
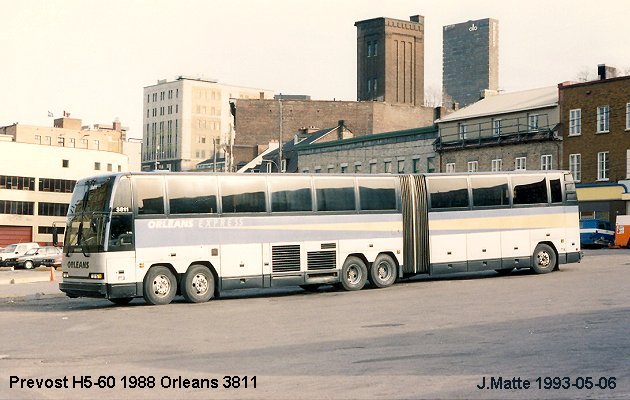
left=559, top=66, right=630, bottom=220
left=231, top=99, right=436, bottom=170
left=355, top=15, right=425, bottom=105
left=435, top=86, right=560, bottom=173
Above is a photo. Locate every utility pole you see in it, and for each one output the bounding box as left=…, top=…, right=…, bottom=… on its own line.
left=155, top=145, right=159, bottom=170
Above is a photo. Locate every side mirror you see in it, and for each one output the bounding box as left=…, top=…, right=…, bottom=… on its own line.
left=52, top=227, right=59, bottom=247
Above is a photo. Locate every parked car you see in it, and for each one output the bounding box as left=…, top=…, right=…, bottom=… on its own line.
left=579, top=219, right=614, bottom=247
left=0, top=242, right=41, bottom=267
left=39, top=250, right=63, bottom=269
left=15, top=246, right=62, bottom=269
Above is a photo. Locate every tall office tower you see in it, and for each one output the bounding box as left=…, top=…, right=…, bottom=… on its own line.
left=142, top=76, right=274, bottom=171
left=442, top=18, right=499, bottom=108
left=355, top=15, right=425, bottom=106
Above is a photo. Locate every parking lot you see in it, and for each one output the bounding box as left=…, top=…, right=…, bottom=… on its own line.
left=0, top=248, right=628, bottom=399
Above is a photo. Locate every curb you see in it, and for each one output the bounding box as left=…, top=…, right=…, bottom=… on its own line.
left=0, top=271, right=61, bottom=285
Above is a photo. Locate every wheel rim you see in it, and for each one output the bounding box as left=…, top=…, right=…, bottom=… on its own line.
left=191, top=273, right=209, bottom=296
left=346, top=264, right=363, bottom=285
left=377, top=261, right=392, bottom=281
left=152, top=274, right=171, bottom=297
left=537, top=251, right=550, bottom=267
left=25, top=261, right=33, bottom=269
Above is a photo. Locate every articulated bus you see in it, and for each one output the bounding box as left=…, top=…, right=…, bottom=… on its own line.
left=59, top=171, right=581, bottom=305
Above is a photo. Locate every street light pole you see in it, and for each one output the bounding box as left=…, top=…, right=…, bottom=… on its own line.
left=278, top=93, right=283, bottom=172
left=155, top=144, right=159, bottom=170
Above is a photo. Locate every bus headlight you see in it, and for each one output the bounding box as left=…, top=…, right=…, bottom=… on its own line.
left=62, top=272, right=68, bottom=278
left=89, top=273, right=104, bottom=280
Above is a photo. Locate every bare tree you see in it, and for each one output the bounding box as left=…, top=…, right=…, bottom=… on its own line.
left=575, top=67, right=594, bottom=82
left=423, top=85, right=443, bottom=107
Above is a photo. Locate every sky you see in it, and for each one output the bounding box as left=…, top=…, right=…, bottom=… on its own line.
left=2, top=0, right=630, bottom=139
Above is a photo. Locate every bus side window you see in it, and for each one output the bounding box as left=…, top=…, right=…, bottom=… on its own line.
left=471, top=176, right=509, bottom=208
left=220, top=176, right=267, bottom=213
left=428, top=177, right=469, bottom=209
left=358, top=177, right=397, bottom=211
left=512, top=176, right=548, bottom=205
left=268, top=176, right=312, bottom=212
left=314, top=177, right=356, bottom=212
left=549, top=178, right=563, bottom=204
left=133, top=177, right=165, bottom=215
left=167, top=175, right=218, bottom=214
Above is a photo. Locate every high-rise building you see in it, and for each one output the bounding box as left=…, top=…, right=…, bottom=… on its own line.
left=142, top=76, right=274, bottom=171
left=442, top=18, right=499, bottom=108
left=355, top=15, right=425, bottom=106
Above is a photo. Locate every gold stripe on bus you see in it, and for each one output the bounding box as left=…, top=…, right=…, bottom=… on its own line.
left=429, top=214, right=572, bottom=230
left=238, top=221, right=403, bottom=232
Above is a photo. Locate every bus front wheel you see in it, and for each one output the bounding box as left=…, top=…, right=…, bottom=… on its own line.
left=339, top=256, right=368, bottom=291
left=532, top=244, right=556, bottom=274
left=369, top=254, right=397, bottom=288
left=181, top=265, right=215, bottom=303
left=143, top=266, right=177, bottom=305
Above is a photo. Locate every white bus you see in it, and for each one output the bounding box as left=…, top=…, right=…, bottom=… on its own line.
left=59, top=171, right=581, bottom=305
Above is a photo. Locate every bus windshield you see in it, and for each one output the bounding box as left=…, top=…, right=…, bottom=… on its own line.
left=63, top=176, right=114, bottom=255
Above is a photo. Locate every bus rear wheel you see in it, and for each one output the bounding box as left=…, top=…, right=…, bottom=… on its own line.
left=181, top=265, right=215, bottom=303
left=369, top=254, right=397, bottom=288
left=339, top=256, right=367, bottom=291
left=532, top=244, right=556, bottom=274
left=143, top=266, right=177, bottom=305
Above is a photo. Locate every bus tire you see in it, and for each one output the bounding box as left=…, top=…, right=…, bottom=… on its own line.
left=143, top=266, right=177, bottom=305
left=532, top=244, right=556, bottom=274
left=340, top=256, right=368, bottom=291
left=369, top=254, right=397, bottom=288
left=181, top=265, right=214, bottom=303
left=109, top=297, right=133, bottom=305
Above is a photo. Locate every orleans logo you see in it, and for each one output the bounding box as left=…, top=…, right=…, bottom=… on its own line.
left=469, top=23, right=478, bottom=32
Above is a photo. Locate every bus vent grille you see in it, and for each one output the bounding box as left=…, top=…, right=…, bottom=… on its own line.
left=272, top=245, right=301, bottom=273
left=321, top=242, right=336, bottom=249
left=307, top=251, right=336, bottom=270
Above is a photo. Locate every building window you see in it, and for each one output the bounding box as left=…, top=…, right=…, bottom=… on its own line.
left=34, top=135, right=41, bottom=144
left=412, top=158, right=420, bottom=173
left=354, top=163, right=362, bottom=173
left=93, top=140, right=100, bottom=150
left=569, top=109, right=581, bottom=135
left=626, top=103, right=630, bottom=130
left=94, top=162, right=101, bottom=170
left=569, top=154, right=581, bottom=182
left=45, top=136, right=51, bottom=145
left=373, top=78, right=377, bottom=93
left=427, top=157, right=435, bottom=173
left=81, top=139, right=88, bottom=148
left=62, top=159, right=69, bottom=168
left=528, top=114, right=539, bottom=132
left=369, top=161, right=377, bottom=174
left=397, top=159, right=405, bottom=173
left=384, top=161, right=392, bottom=173
left=446, top=163, right=456, bottom=173
left=69, top=138, right=75, bottom=148
left=38, top=202, right=69, bottom=217
left=467, top=161, right=478, bottom=172
left=367, top=79, right=371, bottom=93
left=327, top=166, right=334, bottom=174
left=493, top=119, right=502, bottom=137
left=515, top=157, right=526, bottom=170
left=280, top=159, right=287, bottom=173
left=597, top=106, right=610, bottom=133
left=597, top=151, right=609, bottom=180
left=541, top=154, right=552, bottom=170
left=458, top=123, right=467, bottom=140
left=491, top=159, right=502, bottom=172
left=367, top=41, right=372, bottom=57
left=373, top=41, right=378, bottom=56
left=117, top=165, right=122, bottom=172
left=0, top=200, right=34, bottom=215
left=302, top=168, right=309, bottom=173
left=107, top=163, right=112, bottom=172
left=340, top=165, right=348, bottom=174
left=0, top=175, right=36, bottom=191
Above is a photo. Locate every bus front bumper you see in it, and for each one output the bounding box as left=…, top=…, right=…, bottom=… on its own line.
left=59, top=281, right=139, bottom=299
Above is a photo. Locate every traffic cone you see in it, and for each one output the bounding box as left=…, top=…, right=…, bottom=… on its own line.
left=49, top=266, right=56, bottom=282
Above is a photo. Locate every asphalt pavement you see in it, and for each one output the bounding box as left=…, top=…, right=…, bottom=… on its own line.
left=0, top=267, right=63, bottom=301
